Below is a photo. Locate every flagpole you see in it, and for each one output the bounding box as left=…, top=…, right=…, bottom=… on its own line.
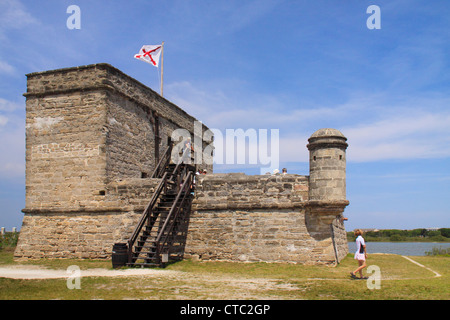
left=160, top=41, right=164, bottom=97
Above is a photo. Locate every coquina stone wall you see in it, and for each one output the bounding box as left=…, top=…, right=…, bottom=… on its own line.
left=184, top=173, right=348, bottom=265
left=15, top=178, right=160, bottom=259
left=15, top=63, right=211, bottom=259
left=15, top=63, right=349, bottom=265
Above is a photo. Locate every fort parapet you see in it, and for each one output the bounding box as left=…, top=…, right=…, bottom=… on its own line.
left=185, top=129, right=349, bottom=264
left=15, top=63, right=349, bottom=265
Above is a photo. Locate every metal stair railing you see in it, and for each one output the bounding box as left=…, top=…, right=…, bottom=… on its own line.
left=127, top=171, right=169, bottom=264
left=155, top=170, right=194, bottom=265
left=151, top=142, right=173, bottom=178
left=127, top=145, right=195, bottom=266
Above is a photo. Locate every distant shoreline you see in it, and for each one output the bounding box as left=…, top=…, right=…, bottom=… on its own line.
left=347, top=239, right=450, bottom=243
left=346, top=228, right=450, bottom=243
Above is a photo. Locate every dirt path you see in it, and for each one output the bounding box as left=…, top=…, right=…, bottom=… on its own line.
left=0, top=264, right=181, bottom=279
left=0, top=256, right=445, bottom=300
left=401, top=255, right=442, bottom=278
left=1, top=254, right=442, bottom=281
left=0, top=264, right=301, bottom=299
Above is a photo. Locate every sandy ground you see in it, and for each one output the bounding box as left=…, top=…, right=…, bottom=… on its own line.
left=0, top=264, right=181, bottom=279
left=0, top=255, right=441, bottom=280
left=0, top=265, right=299, bottom=299
left=0, top=256, right=443, bottom=300
left=0, top=255, right=441, bottom=282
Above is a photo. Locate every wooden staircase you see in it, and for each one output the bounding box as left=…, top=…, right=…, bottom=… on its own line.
left=126, top=145, right=196, bottom=268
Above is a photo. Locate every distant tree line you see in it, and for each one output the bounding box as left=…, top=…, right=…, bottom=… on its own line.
left=347, top=228, right=450, bottom=242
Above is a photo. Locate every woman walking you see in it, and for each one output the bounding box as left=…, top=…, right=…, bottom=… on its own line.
left=350, top=229, right=367, bottom=279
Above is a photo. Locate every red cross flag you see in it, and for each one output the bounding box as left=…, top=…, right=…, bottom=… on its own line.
left=134, top=45, right=162, bottom=67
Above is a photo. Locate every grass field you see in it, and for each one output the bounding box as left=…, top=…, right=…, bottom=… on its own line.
left=0, top=247, right=448, bottom=300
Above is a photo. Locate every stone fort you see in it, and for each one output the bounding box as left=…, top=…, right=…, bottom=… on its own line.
left=14, top=63, right=349, bottom=266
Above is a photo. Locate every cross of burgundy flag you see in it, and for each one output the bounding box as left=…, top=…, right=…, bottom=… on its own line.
left=134, top=45, right=162, bottom=67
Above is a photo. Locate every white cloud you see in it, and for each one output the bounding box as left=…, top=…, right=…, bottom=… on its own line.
left=277, top=109, right=450, bottom=163
left=166, top=80, right=351, bottom=131
left=0, top=127, right=25, bottom=179
left=0, top=0, right=39, bottom=31
left=0, top=60, right=15, bottom=75
left=0, top=115, right=8, bottom=127
left=344, top=111, right=450, bottom=162
left=0, top=98, right=22, bottom=112
left=167, top=79, right=450, bottom=163
left=279, top=134, right=309, bottom=163
left=0, top=97, right=25, bottom=179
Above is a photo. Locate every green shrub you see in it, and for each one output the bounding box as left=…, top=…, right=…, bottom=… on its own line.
left=438, top=228, right=450, bottom=238
left=0, top=232, right=19, bottom=249
left=389, top=234, right=405, bottom=242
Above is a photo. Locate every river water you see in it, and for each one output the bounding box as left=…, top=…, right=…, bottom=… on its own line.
left=347, top=241, right=450, bottom=256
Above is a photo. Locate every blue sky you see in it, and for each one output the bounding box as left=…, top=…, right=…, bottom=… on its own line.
left=0, top=0, right=449, bottom=231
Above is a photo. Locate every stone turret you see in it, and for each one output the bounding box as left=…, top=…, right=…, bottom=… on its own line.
left=307, top=128, right=348, bottom=202
left=305, top=128, right=349, bottom=263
